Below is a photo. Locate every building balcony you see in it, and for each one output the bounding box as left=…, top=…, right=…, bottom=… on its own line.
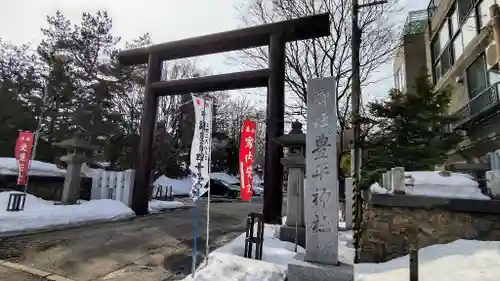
left=403, top=9, right=428, bottom=36
left=452, top=82, right=500, bottom=130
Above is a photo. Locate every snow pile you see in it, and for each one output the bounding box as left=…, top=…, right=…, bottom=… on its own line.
left=0, top=191, right=135, bottom=233
left=0, top=157, right=68, bottom=177
left=406, top=171, right=477, bottom=186
left=153, top=176, right=193, bottom=196
left=184, top=219, right=353, bottom=281
left=369, top=182, right=389, bottom=194
left=370, top=171, right=489, bottom=200
left=183, top=224, right=302, bottom=281
left=405, top=171, right=488, bottom=200
left=355, top=239, right=500, bottom=281
left=149, top=200, right=184, bottom=214
left=184, top=253, right=286, bottom=281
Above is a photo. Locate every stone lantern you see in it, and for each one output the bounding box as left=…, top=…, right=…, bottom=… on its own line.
left=276, top=120, right=306, bottom=247
left=54, top=131, right=99, bottom=204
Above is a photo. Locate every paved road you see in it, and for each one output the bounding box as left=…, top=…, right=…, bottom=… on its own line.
left=0, top=197, right=264, bottom=281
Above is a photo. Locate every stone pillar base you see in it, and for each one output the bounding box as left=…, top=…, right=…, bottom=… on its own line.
left=287, top=254, right=354, bottom=281
left=279, top=225, right=306, bottom=248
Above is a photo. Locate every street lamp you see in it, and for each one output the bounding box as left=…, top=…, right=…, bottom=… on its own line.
left=351, top=0, right=388, bottom=264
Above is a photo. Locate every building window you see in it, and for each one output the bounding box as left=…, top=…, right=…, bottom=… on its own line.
left=450, top=7, right=459, bottom=34
left=461, top=12, right=478, bottom=47
left=458, top=0, right=475, bottom=22
left=452, top=32, right=464, bottom=61
left=466, top=55, right=488, bottom=99
left=431, top=0, right=484, bottom=84
left=434, top=60, right=442, bottom=82
left=439, top=20, right=450, bottom=49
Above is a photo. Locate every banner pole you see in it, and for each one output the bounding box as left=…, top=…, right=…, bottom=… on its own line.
left=23, top=87, right=50, bottom=198
left=248, top=120, right=258, bottom=215
left=191, top=95, right=208, bottom=277
left=248, top=194, right=252, bottom=214
left=191, top=187, right=200, bottom=277
left=22, top=120, right=42, bottom=199
left=205, top=100, right=213, bottom=266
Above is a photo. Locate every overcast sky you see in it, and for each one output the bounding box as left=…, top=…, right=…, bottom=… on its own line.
left=0, top=0, right=428, bottom=107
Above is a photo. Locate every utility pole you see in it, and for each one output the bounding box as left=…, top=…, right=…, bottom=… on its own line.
left=351, top=0, right=387, bottom=264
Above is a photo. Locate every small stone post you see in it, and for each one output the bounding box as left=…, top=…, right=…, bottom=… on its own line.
left=54, top=132, right=98, bottom=205
left=344, top=177, right=353, bottom=229
left=276, top=121, right=306, bottom=247
left=381, top=172, right=388, bottom=189
left=406, top=223, right=419, bottom=281
left=392, top=167, right=405, bottom=194
left=386, top=171, right=393, bottom=192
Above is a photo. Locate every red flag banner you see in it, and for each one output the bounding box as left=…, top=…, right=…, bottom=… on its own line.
left=15, top=131, right=34, bottom=185
left=239, top=119, right=257, bottom=201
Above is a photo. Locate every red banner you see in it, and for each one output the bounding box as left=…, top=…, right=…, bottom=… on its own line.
left=15, top=131, right=34, bottom=185
left=239, top=119, right=257, bottom=201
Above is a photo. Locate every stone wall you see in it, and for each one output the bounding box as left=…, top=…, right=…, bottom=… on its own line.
left=0, top=174, right=92, bottom=201
left=359, top=193, right=500, bottom=263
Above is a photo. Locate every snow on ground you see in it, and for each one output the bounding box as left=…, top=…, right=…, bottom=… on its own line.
left=149, top=200, right=184, bottom=214
left=184, top=218, right=354, bottom=281
left=0, top=191, right=135, bottom=234
left=355, top=240, right=500, bottom=281
left=0, top=157, right=68, bottom=177
left=370, top=171, right=489, bottom=200
left=183, top=224, right=303, bottom=281
left=153, top=176, right=193, bottom=196
left=185, top=212, right=500, bottom=281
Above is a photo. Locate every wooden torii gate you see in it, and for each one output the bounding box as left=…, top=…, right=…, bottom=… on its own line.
left=117, top=13, right=330, bottom=223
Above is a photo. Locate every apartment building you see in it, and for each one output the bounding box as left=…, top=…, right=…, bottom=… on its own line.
left=426, top=0, right=500, bottom=164
left=393, top=10, right=428, bottom=92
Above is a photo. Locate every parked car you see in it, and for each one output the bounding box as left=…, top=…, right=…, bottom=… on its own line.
left=202, top=178, right=240, bottom=199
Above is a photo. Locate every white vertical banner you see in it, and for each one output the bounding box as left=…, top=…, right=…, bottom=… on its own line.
left=189, top=94, right=213, bottom=201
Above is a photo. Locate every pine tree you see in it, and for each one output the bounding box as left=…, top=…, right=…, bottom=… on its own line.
left=362, top=73, right=464, bottom=186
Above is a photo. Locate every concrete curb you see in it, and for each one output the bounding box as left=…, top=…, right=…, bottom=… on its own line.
left=0, top=259, right=77, bottom=281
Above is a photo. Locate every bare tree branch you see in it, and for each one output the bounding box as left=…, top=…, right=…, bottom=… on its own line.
left=227, top=0, right=400, bottom=151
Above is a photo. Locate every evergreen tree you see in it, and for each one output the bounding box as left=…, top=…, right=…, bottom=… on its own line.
left=362, top=73, right=464, bottom=186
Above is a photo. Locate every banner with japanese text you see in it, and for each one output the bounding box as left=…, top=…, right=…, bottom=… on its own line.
left=15, top=131, right=34, bottom=185
left=189, top=95, right=213, bottom=201
left=239, top=119, right=257, bottom=201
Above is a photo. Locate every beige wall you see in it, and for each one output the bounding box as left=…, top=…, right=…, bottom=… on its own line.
left=393, top=46, right=403, bottom=73
left=403, top=33, right=427, bottom=91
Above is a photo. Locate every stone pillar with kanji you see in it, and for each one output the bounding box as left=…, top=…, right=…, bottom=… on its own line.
left=288, top=77, right=353, bottom=281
